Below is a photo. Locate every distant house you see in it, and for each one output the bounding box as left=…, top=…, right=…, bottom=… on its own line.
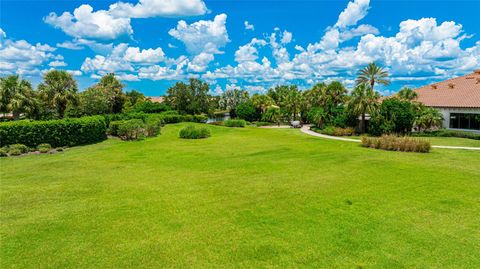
left=414, top=70, right=480, bottom=132
left=147, top=96, right=165, bottom=103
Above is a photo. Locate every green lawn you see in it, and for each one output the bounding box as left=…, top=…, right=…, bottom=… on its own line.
left=1, top=123, right=480, bottom=268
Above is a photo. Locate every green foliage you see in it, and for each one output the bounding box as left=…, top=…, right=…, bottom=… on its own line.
left=38, top=70, right=78, bottom=119
left=8, top=144, right=29, bottom=154
left=0, top=148, right=7, bottom=157
left=262, top=106, right=282, bottom=125
left=361, top=135, right=431, bottom=153
left=236, top=101, right=260, bottom=122
left=412, top=129, right=480, bottom=140
left=255, top=121, right=273, bottom=127
left=0, top=75, right=38, bottom=120
left=370, top=98, right=416, bottom=135
left=117, top=119, right=145, bottom=141
left=0, top=116, right=107, bottom=147
left=314, top=126, right=355, bottom=136
left=398, top=87, right=418, bottom=101
left=133, top=101, right=171, bottom=114
left=107, top=120, right=124, bottom=136
left=8, top=148, right=22, bottom=156
left=356, top=62, right=390, bottom=89
left=37, top=143, right=52, bottom=153
left=179, top=125, right=211, bottom=139
left=144, top=117, right=162, bottom=137
left=307, top=107, right=328, bottom=128
left=97, top=73, right=125, bottom=114
left=219, top=89, right=249, bottom=117
left=166, top=78, right=210, bottom=115
left=415, top=106, right=443, bottom=132
left=224, top=119, right=246, bottom=128
left=347, top=83, right=380, bottom=133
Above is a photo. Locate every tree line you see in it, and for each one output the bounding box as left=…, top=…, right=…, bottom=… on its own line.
left=0, top=62, right=443, bottom=135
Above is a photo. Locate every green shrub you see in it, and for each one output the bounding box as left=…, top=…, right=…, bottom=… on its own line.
left=107, top=120, right=124, bottom=136
left=224, top=119, right=246, bottom=128
left=133, top=101, right=171, bottom=114
left=412, top=129, right=480, bottom=140
left=0, top=116, right=107, bottom=148
left=0, top=148, right=8, bottom=157
left=37, top=143, right=52, bottom=153
left=117, top=119, right=145, bottom=141
left=255, top=121, right=273, bottom=127
left=179, top=125, right=211, bottom=139
left=144, top=118, right=162, bottom=137
left=361, top=135, right=430, bottom=153
left=8, top=144, right=29, bottom=154
left=317, top=126, right=355, bottom=136
left=236, top=101, right=260, bottom=122
left=8, top=148, right=22, bottom=156
left=208, top=121, right=224, bottom=126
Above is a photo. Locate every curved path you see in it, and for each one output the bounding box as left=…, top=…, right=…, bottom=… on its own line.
left=300, top=125, right=480, bottom=151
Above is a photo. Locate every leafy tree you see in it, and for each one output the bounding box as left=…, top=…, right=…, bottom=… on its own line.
left=77, top=86, right=111, bottom=116
left=236, top=101, right=260, bottom=122
left=283, top=86, right=302, bottom=121
left=370, top=98, right=417, bottom=135
left=38, top=70, right=78, bottom=118
left=97, top=73, right=125, bottom=114
left=347, top=83, right=380, bottom=133
left=123, top=90, right=146, bottom=111
left=0, top=75, right=37, bottom=120
left=133, top=101, right=171, bottom=114
left=356, top=62, right=390, bottom=90
left=267, top=85, right=291, bottom=105
left=398, top=87, right=418, bottom=101
left=416, top=106, right=443, bottom=132
left=166, top=78, right=210, bottom=115
left=219, top=88, right=249, bottom=117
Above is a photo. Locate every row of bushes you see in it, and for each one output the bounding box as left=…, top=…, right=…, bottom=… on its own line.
left=104, top=112, right=208, bottom=126
left=0, top=116, right=107, bottom=148
left=0, top=143, right=62, bottom=157
left=412, top=129, right=480, bottom=140
left=361, top=136, right=431, bottom=153
left=314, top=126, right=355, bottom=136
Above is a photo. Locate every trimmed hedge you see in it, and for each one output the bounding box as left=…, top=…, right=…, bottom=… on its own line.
left=361, top=135, right=431, bottom=153
left=224, top=119, right=246, bottom=127
left=0, top=116, right=107, bottom=148
left=313, top=126, right=355, bottom=136
left=412, top=129, right=480, bottom=140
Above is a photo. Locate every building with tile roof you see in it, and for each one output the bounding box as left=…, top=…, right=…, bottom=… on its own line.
left=414, top=70, right=480, bottom=131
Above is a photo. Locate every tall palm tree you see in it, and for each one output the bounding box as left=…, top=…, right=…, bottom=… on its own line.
left=0, top=75, right=36, bottom=120
left=348, top=83, right=380, bottom=133
left=38, top=70, right=78, bottom=118
left=356, top=62, right=390, bottom=90
left=398, top=87, right=418, bottom=101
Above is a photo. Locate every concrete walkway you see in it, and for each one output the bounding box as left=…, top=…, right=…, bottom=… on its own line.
left=299, top=125, right=480, bottom=151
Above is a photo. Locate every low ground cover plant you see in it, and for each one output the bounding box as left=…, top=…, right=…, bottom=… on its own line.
left=255, top=122, right=274, bottom=127
left=224, top=119, right=246, bottom=128
left=179, top=125, right=211, bottom=139
left=361, top=135, right=431, bottom=153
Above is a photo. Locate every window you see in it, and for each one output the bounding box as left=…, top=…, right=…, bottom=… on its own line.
left=449, top=113, right=480, bottom=130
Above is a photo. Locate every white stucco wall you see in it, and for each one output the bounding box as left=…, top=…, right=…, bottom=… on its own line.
left=436, top=107, right=480, bottom=132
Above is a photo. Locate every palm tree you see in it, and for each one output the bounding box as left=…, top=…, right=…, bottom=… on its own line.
left=38, top=70, right=78, bottom=118
left=416, top=107, right=443, bottom=132
left=356, top=62, right=390, bottom=90
left=348, top=83, right=380, bottom=133
left=0, top=75, right=36, bottom=120
left=251, top=94, right=274, bottom=113
left=398, top=87, right=418, bottom=101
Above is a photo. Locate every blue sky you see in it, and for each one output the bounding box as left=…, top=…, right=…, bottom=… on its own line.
left=1, top=0, right=479, bottom=96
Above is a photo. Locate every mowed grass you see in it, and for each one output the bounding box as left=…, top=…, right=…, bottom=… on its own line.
left=1, top=123, right=480, bottom=268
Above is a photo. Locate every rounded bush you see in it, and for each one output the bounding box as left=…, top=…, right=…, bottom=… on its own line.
left=117, top=119, right=145, bottom=141
left=37, top=143, right=52, bottom=153
left=179, top=125, right=211, bottom=139
left=0, top=148, right=8, bottom=157
left=9, top=144, right=29, bottom=154
left=8, top=148, right=23, bottom=156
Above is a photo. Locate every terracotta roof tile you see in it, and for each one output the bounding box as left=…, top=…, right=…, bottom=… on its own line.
left=413, top=70, right=480, bottom=108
